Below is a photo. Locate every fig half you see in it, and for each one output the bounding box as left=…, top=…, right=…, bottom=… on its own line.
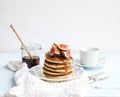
left=57, top=44, right=69, bottom=51
left=61, top=49, right=71, bottom=58
left=50, top=44, right=60, bottom=56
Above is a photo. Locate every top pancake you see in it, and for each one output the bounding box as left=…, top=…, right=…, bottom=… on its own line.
left=45, top=52, right=73, bottom=64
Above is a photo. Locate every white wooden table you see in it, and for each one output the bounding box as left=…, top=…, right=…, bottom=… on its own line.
left=0, top=51, right=120, bottom=97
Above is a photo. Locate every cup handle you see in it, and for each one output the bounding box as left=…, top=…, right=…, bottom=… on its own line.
left=98, top=51, right=106, bottom=63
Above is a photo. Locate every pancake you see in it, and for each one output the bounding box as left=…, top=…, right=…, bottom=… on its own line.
left=43, top=71, right=74, bottom=79
left=43, top=64, right=72, bottom=73
left=43, top=67, right=67, bottom=75
left=45, top=52, right=73, bottom=64
left=44, top=60, right=72, bottom=68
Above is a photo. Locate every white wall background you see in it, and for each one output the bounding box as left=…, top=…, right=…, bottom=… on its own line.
left=0, top=0, right=120, bottom=52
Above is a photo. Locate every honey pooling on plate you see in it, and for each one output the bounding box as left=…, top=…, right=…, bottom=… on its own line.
left=43, top=43, right=74, bottom=79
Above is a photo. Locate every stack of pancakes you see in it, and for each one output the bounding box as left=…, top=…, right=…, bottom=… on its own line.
left=43, top=43, right=74, bottom=79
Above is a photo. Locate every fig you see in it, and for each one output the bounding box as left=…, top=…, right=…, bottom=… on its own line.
left=57, top=44, right=69, bottom=51
left=61, top=49, right=71, bottom=58
left=50, top=44, right=60, bottom=56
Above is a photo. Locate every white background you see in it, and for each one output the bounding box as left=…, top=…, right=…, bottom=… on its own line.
left=0, top=0, right=120, bottom=52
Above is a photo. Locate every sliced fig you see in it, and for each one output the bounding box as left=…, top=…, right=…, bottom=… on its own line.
left=49, top=44, right=60, bottom=56
left=57, top=44, right=69, bottom=51
left=61, top=49, right=71, bottom=58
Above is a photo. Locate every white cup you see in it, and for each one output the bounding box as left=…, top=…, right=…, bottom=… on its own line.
left=80, top=47, right=105, bottom=66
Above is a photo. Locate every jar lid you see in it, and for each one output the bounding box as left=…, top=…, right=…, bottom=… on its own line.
left=21, top=43, right=42, bottom=50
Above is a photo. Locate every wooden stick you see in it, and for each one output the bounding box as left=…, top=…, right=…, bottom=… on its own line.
left=10, top=24, right=33, bottom=59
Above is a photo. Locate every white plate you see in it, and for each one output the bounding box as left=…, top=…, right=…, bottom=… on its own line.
left=30, top=64, right=84, bottom=82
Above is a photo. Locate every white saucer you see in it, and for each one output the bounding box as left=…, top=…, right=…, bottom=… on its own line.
left=74, top=59, right=105, bottom=68
left=80, top=64, right=103, bottom=68
left=30, top=64, right=84, bottom=82
left=75, top=62, right=104, bottom=68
